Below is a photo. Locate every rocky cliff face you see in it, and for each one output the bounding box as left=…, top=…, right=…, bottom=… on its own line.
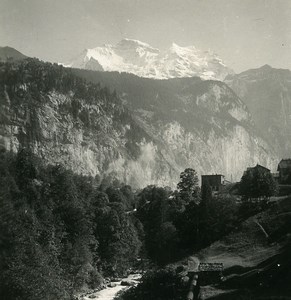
left=0, top=59, right=164, bottom=187
left=74, top=70, right=278, bottom=183
left=0, top=59, right=278, bottom=188
left=225, top=65, right=291, bottom=158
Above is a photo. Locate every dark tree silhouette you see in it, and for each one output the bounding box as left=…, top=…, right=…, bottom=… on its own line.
left=177, top=168, right=200, bottom=204
left=239, top=167, right=278, bottom=200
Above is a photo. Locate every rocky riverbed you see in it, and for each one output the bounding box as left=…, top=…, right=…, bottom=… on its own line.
left=79, top=274, right=141, bottom=300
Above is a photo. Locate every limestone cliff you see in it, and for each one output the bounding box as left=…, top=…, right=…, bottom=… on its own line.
left=0, top=59, right=278, bottom=188
left=74, top=70, right=279, bottom=183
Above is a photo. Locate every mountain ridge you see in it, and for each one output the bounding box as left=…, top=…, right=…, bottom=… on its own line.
left=66, top=39, right=233, bottom=81
left=225, top=65, right=291, bottom=158
left=0, top=48, right=282, bottom=186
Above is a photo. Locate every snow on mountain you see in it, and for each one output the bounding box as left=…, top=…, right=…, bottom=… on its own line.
left=66, top=39, right=233, bottom=80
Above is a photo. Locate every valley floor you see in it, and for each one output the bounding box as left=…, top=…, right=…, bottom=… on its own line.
left=81, top=196, right=291, bottom=300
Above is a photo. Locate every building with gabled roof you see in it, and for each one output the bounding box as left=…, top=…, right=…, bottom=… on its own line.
left=246, top=164, right=270, bottom=174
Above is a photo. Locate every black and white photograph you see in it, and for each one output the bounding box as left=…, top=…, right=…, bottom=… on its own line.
left=0, top=0, right=291, bottom=299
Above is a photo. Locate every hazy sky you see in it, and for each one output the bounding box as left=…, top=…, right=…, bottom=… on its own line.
left=0, top=0, right=291, bottom=72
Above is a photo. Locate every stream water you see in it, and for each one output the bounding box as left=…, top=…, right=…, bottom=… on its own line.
left=82, top=274, right=141, bottom=300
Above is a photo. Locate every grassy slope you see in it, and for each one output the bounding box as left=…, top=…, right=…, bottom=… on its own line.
left=188, top=197, right=291, bottom=299
left=198, top=197, right=291, bottom=268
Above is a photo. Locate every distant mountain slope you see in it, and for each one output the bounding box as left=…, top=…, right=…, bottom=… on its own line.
left=225, top=65, right=291, bottom=158
left=66, top=39, right=233, bottom=81
left=73, top=68, right=278, bottom=182
left=0, top=46, right=27, bottom=62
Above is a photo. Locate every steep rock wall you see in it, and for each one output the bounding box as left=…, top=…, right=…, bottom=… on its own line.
left=0, top=61, right=279, bottom=188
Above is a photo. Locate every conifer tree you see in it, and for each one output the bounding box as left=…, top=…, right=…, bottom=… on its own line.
left=177, top=168, right=200, bottom=204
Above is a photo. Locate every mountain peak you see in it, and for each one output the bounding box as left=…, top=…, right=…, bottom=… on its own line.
left=67, top=39, right=232, bottom=80
left=170, top=42, right=181, bottom=49
left=170, top=42, right=186, bottom=53
left=117, top=38, right=152, bottom=48
left=170, top=42, right=196, bottom=50
left=260, top=64, right=273, bottom=70
left=0, top=46, right=27, bottom=62
left=116, top=38, right=160, bottom=54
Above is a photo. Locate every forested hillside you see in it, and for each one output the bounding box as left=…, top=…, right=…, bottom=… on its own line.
left=0, top=149, right=142, bottom=299
left=0, top=149, right=258, bottom=300
left=0, top=58, right=169, bottom=188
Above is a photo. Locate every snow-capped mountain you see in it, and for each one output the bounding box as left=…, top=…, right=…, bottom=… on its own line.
left=66, top=39, right=233, bottom=80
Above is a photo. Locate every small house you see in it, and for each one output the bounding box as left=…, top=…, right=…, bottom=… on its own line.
left=198, top=263, right=223, bottom=285
left=245, top=164, right=271, bottom=175
left=201, top=174, right=225, bottom=192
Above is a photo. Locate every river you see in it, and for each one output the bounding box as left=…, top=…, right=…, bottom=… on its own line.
left=82, top=274, right=141, bottom=300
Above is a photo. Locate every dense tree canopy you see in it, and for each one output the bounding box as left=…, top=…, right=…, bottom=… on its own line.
left=239, top=167, right=278, bottom=200
left=0, top=149, right=270, bottom=299
left=0, top=149, right=141, bottom=300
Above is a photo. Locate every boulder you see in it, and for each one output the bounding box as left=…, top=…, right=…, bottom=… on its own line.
left=121, top=280, right=135, bottom=286
left=107, top=282, right=117, bottom=288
